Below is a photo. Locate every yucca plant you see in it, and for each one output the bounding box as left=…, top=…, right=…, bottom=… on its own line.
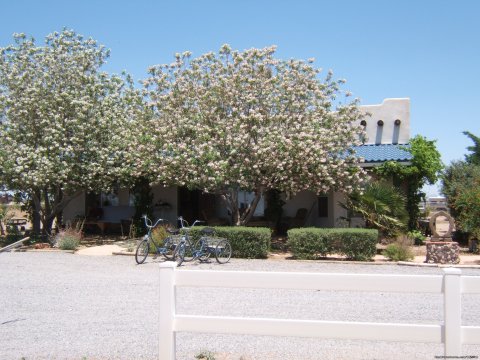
left=340, top=181, right=408, bottom=238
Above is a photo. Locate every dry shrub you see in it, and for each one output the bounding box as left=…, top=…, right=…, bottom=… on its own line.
left=383, top=235, right=414, bottom=261
left=54, top=225, right=83, bottom=250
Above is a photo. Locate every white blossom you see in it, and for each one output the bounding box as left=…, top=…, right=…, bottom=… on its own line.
left=142, top=45, right=366, bottom=225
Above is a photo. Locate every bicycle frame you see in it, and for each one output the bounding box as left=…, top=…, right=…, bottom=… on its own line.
left=135, top=215, right=181, bottom=264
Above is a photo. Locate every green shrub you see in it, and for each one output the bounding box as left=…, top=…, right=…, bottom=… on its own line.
left=188, top=226, right=271, bottom=259
left=195, top=350, right=216, bottom=360
left=383, top=242, right=414, bottom=261
left=287, top=228, right=378, bottom=261
left=285, top=228, right=333, bottom=259
left=407, top=230, right=426, bottom=245
left=335, top=229, right=378, bottom=261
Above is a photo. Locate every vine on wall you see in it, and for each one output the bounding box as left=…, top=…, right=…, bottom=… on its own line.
left=374, top=135, right=443, bottom=230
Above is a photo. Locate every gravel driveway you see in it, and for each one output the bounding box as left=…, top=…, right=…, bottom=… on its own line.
left=1, top=252, right=480, bottom=360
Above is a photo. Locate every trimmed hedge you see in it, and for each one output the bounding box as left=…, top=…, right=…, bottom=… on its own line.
left=187, top=226, right=271, bottom=259
left=287, top=228, right=378, bottom=261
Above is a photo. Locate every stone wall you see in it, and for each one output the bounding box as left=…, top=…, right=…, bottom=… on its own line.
left=425, top=241, right=460, bottom=264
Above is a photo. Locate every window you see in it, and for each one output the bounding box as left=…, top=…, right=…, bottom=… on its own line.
left=129, top=192, right=137, bottom=207
left=101, top=190, right=119, bottom=207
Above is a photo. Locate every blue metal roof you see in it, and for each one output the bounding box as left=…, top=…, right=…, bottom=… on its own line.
left=353, top=144, right=412, bottom=163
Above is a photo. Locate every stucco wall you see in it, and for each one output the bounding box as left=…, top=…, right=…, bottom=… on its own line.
left=358, top=98, right=410, bottom=145
left=151, top=185, right=178, bottom=224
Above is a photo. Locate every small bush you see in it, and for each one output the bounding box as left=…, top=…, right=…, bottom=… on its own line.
left=288, top=228, right=378, bottom=261
left=195, top=350, right=216, bottom=360
left=383, top=236, right=414, bottom=261
left=408, top=230, right=426, bottom=245
left=188, top=226, right=271, bottom=259
left=150, top=226, right=168, bottom=253
left=55, top=229, right=82, bottom=250
left=336, top=230, right=378, bottom=261
left=285, top=228, right=333, bottom=259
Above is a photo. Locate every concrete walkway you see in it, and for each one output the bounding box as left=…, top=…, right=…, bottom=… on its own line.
left=75, top=244, right=125, bottom=256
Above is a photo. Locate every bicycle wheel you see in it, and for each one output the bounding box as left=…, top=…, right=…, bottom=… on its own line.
left=162, top=237, right=176, bottom=261
left=181, top=238, right=196, bottom=262
left=175, top=242, right=186, bottom=266
left=196, top=239, right=211, bottom=262
left=215, top=239, right=232, bottom=264
left=135, top=240, right=149, bottom=264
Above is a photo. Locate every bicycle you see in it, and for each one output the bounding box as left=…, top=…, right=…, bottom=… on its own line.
left=175, top=216, right=204, bottom=264
left=177, top=226, right=232, bottom=266
left=135, top=215, right=184, bottom=265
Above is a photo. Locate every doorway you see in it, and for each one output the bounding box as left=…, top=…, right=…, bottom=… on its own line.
left=177, top=188, right=216, bottom=225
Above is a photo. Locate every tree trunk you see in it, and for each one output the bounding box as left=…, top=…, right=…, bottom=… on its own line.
left=31, top=190, right=42, bottom=236
left=31, top=187, right=82, bottom=237
left=221, top=187, right=264, bottom=226
left=32, top=209, right=41, bottom=235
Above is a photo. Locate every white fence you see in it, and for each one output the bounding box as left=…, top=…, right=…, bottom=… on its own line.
left=159, top=262, right=480, bottom=359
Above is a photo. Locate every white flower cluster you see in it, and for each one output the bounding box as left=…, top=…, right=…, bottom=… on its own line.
left=143, top=45, right=366, bottom=198
left=0, top=32, right=366, bottom=226
left=0, top=30, right=143, bottom=222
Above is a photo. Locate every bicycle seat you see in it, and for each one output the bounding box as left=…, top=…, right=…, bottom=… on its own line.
left=200, top=227, right=215, bottom=235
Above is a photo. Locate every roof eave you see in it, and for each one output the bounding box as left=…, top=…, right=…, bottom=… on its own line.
left=360, top=161, right=412, bottom=168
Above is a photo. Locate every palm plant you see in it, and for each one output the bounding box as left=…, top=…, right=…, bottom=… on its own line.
left=340, top=182, right=408, bottom=238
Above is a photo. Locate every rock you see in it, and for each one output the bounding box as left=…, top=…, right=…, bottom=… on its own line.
left=425, top=241, right=460, bottom=264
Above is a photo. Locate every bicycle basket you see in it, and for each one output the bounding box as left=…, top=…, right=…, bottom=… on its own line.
left=204, top=236, right=226, bottom=248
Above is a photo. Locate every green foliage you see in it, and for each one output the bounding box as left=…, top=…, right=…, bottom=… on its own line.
left=188, top=226, right=271, bottom=259
left=287, top=228, right=378, bottom=261
left=463, top=131, right=480, bottom=165
left=195, top=350, right=216, bottom=360
left=455, top=185, right=480, bottom=239
left=339, top=231, right=379, bottom=261
left=287, top=228, right=333, bottom=258
left=407, top=230, right=426, bottom=245
left=339, top=181, right=408, bottom=237
left=442, top=160, right=480, bottom=240
left=132, top=177, right=154, bottom=236
left=0, top=203, right=13, bottom=235
left=383, top=237, right=414, bottom=261
left=374, top=135, right=443, bottom=230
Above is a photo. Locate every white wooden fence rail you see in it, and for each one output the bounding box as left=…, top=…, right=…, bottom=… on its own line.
left=158, top=262, right=480, bottom=359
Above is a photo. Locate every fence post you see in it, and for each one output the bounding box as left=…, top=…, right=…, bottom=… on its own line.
left=159, top=262, right=177, bottom=360
left=443, top=268, right=462, bottom=357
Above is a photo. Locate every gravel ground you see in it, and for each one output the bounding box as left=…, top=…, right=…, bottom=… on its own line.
left=1, top=252, right=480, bottom=360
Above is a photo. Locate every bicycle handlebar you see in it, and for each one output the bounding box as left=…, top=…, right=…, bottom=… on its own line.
left=178, top=216, right=204, bottom=230
left=142, top=214, right=168, bottom=230
left=141, top=215, right=203, bottom=231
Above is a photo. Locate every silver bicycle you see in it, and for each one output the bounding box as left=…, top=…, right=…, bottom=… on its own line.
left=135, top=215, right=184, bottom=265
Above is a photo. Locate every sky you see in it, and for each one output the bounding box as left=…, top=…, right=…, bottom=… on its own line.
left=1, top=0, right=479, bottom=196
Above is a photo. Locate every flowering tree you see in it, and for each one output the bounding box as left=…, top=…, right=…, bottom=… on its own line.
left=0, top=30, right=142, bottom=235
left=144, top=45, right=365, bottom=225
